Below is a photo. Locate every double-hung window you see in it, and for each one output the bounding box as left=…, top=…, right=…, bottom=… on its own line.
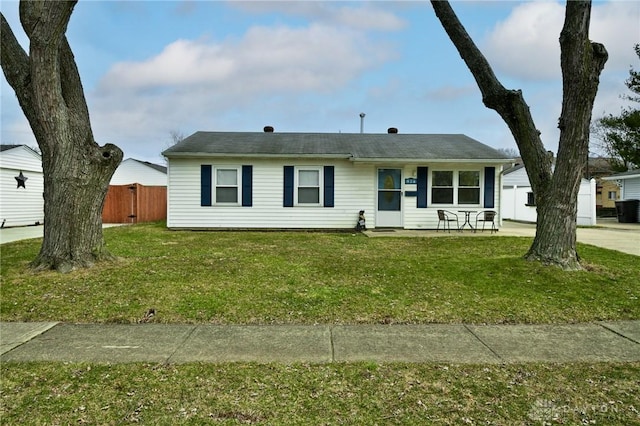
left=458, top=171, right=480, bottom=204
left=431, top=170, right=481, bottom=205
left=432, top=171, right=454, bottom=204
left=296, top=168, right=321, bottom=205
left=215, top=167, right=239, bottom=204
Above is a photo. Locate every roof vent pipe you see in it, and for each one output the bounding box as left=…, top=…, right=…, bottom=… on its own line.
left=388, top=127, right=398, bottom=134
left=359, top=113, right=365, bottom=134
left=263, top=126, right=274, bottom=133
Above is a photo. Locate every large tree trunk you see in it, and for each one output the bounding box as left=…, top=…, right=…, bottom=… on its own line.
left=431, top=0, right=607, bottom=270
left=1, top=1, right=123, bottom=272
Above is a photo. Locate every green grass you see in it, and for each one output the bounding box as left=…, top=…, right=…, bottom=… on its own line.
left=2, top=362, right=638, bottom=424
left=2, top=223, right=639, bottom=424
left=1, top=222, right=638, bottom=324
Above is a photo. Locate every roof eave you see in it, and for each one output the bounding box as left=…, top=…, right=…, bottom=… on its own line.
left=602, top=173, right=640, bottom=181
left=349, top=157, right=513, bottom=163
left=163, top=152, right=352, bottom=160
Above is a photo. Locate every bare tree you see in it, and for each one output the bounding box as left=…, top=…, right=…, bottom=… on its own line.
left=431, top=0, right=607, bottom=270
left=1, top=1, right=123, bottom=272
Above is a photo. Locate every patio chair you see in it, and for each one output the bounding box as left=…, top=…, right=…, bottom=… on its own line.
left=437, top=209, right=459, bottom=233
left=475, top=210, right=497, bottom=233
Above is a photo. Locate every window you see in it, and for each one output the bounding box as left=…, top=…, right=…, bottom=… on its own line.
left=526, top=192, right=536, bottom=206
left=608, top=191, right=617, bottom=200
left=215, top=167, right=239, bottom=204
left=431, top=170, right=481, bottom=205
left=458, top=171, right=480, bottom=204
left=432, top=171, right=453, bottom=204
left=296, top=168, right=321, bottom=205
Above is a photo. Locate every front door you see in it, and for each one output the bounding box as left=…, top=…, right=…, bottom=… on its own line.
left=376, top=168, right=402, bottom=227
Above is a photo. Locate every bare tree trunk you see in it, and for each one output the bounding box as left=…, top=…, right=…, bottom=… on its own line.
left=1, top=1, right=123, bottom=272
left=431, top=0, right=607, bottom=270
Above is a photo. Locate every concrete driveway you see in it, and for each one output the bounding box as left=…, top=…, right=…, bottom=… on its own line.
left=499, top=219, right=639, bottom=256
left=0, top=224, right=123, bottom=245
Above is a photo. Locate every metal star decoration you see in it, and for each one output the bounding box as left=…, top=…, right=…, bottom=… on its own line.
left=15, top=171, right=28, bottom=189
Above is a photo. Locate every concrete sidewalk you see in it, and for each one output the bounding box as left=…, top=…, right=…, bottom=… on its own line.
left=1, top=321, right=638, bottom=364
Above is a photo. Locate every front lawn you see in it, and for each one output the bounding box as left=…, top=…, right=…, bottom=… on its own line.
left=1, top=222, right=638, bottom=324
left=2, top=223, right=639, bottom=424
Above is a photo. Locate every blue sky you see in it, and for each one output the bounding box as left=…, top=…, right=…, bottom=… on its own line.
left=1, top=1, right=638, bottom=164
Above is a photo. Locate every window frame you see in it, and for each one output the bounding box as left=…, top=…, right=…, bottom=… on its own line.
left=526, top=191, right=536, bottom=207
left=213, top=166, right=241, bottom=206
left=429, top=169, right=482, bottom=206
left=608, top=191, right=617, bottom=200
left=294, top=166, right=323, bottom=206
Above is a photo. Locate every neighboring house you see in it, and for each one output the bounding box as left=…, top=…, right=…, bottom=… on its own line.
left=0, top=145, right=44, bottom=228
left=602, top=169, right=640, bottom=222
left=598, top=180, right=620, bottom=209
left=103, top=158, right=168, bottom=224
left=501, top=164, right=597, bottom=226
left=110, top=158, right=167, bottom=186
left=162, top=129, right=512, bottom=230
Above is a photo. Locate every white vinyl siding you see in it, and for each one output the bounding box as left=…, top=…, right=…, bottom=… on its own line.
left=403, top=164, right=502, bottom=230
left=0, top=146, right=45, bottom=227
left=167, top=159, right=504, bottom=230
left=167, top=158, right=374, bottom=229
left=110, top=158, right=167, bottom=186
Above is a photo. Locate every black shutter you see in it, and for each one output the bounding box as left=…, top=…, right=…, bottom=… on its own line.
left=417, top=166, right=428, bottom=208
left=484, top=167, right=495, bottom=208
left=201, top=165, right=212, bottom=206
left=324, top=166, right=334, bottom=207
left=283, top=166, right=294, bottom=207
left=242, top=165, right=252, bottom=207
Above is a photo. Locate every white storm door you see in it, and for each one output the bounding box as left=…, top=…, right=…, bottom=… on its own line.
left=376, top=168, right=403, bottom=227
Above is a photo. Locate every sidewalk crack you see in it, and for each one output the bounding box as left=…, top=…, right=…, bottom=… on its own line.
left=165, top=325, right=198, bottom=364
left=597, top=322, right=640, bottom=344
left=464, top=325, right=504, bottom=363
left=329, top=326, right=335, bottom=362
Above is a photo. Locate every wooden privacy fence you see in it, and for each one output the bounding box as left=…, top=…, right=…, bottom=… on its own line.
left=102, top=184, right=166, bottom=224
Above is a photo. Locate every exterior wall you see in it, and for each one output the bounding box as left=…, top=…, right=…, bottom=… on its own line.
left=501, top=185, right=538, bottom=223
left=0, top=146, right=44, bottom=227
left=621, top=177, right=640, bottom=220
left=502, top=168, right=597, bottom=225
left=168, top=158, right=375, bottom=229
left=111, top=159, right=167, bottom=186
left=598, top=180, right=620, bottom=208
left=402, top=163, right=503, bottom=229
left=168, top=158, right=504, bottom=230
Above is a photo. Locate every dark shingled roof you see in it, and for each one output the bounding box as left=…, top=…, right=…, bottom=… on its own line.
left=131, top=159, right=167, bottom=174
left=0, top=144, right=25, bottom=152
left=163, top=131, right=511, bottom=162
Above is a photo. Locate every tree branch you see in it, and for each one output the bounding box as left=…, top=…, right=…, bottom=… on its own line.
left=430, top=0, right=551, bottom=187
left=0, top=12, right=34, bottom=119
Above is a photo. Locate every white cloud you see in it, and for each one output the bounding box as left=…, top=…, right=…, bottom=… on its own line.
left=98, top=22, right=393, bottom=96
left=228, top=1, right=406, bottom=31
left=90, top=16, right=400, bottom=159
left=484, top=1, right=565, bottom=80
left=590, top=1, right=640, bottom=71
left=483, top=1, right=638, bottom=81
